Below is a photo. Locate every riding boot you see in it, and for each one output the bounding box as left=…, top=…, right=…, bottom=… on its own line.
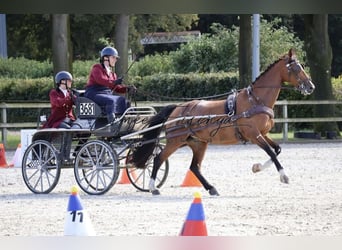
left=61, top=133, right=73, bottom=164
left=107, top=113, right=116, bottom=124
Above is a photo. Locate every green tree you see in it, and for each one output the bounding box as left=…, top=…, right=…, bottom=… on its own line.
left=128, top=14, right=198, bottom=55
left=115, top=14, right=130, bottom=78
left=304, top=14, right=339, bottom=135
left=52, top=14, right=72, bottom=76
left=70, top=14, right=116, bottom=60
left=328, top=15, right=342, bottom=77
left=238, top=14, right=252, bottom=88
left=7, top=14, right=51, bottom=60
left=132, top=18, right=304, bottom=76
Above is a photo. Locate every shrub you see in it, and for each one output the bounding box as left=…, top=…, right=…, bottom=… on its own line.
left=73, top=60, right=96, bottom=78
left=332, top=76, right=342, bottom=100
left=0, top=77, right=88, bottom=101
left=130, top=54, right=174, bottom=77
left=130, top=18, right=305, bottom=77
left=0, top=57, right=53, bottom=78
left=130, top=72, right=239, bottom=101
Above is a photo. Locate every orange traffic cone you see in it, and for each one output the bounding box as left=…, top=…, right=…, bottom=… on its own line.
left=9, top=143, right=21, bottom=168
left=180, top=191, right=208, bottom=236
left=118, top=169, right=137, bottom=184
left=0, top=143, right=8, bottom=168
left=64, top=185, right=96, bottom=236
left=181, top=170, right=202, bottom=187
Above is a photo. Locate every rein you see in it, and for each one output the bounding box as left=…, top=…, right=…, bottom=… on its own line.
left=252, top=85, right=297, bottom=91
left=135, top=84, right=297, bottom=102
left=131, top=58, right=306, bottom=102
left=136, top=89, right=237, bottom=101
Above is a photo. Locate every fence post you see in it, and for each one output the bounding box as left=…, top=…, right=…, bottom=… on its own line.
left=282, top=101, right=288, bottom=142
left=1, top=103, right=7, bottom=147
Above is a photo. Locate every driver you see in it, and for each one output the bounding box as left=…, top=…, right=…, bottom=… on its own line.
left=84, top=46, right=130, bottom=124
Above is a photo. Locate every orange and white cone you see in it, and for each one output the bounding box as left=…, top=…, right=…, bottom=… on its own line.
left=9, top=143, right=22, bottom=168
left=64, top=185, right=96, bottom=236
left=179, top=191, right=208, bottom=236
left=0, top=143, right=8, bottom=168
left=181, top=170, right=202, bottom=187
left=118, top=169, right=137, bottom=184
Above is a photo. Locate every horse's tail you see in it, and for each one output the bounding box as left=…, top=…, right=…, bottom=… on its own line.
left=131, top=104, right=177, bottom=168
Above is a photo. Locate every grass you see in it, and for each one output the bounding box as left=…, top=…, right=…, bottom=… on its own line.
left=269, top=131, right=295, bottom=141
left=1, top=130, right=21, bottom=150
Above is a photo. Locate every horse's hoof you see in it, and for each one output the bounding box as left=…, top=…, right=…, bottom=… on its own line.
left=252, top=163, right=262, bottom=173
left=209, top=187, right=220, bottom=196
left=151, top=189, right=161, bottom=195
left=280, top=174, right=289, bottom=184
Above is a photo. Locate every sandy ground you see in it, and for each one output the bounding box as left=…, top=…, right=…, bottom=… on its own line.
left=1, top=142, right=342, bottom=236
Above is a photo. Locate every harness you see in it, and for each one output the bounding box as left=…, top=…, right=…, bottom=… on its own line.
left=225, top=86, right=274, bottom=143
left=165, top=87, right=275, bottom=144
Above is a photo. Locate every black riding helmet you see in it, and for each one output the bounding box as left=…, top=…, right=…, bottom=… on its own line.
left=55, top=71, right=73, bottom=86
left=100, top=46, right=120, bottom=63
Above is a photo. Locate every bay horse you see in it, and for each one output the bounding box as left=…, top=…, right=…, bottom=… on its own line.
left=131, top=48, right=315, bottom=196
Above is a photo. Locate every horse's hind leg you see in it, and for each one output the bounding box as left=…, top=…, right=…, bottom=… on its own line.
left=149, top=142, right=180, bottom=195
left=252, top=134, right=289, bottom=184
left=188, top=138, right=219, bottom=196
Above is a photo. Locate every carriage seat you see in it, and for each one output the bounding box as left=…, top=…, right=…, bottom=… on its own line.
left=73, top=90, right=104, bottom=119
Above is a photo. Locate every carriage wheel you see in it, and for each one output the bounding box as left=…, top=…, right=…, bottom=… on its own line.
left=74, top=140, right=119, bottom=195
left=126, top=143, right=169, bottom=192
left=21, top=140, right=61, bottom=194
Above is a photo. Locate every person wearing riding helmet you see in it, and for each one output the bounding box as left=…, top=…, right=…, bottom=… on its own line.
left=85, top=46, right=130, bottom=124
left=43, top=71, right=81, bottom=163
left=43, top=71, right=81, bottom=129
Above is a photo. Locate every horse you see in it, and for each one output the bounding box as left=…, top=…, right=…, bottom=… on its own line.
left=131, top=48, right=315, bottom=196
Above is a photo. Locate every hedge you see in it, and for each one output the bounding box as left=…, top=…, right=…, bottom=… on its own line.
left=1, top=73, right=342, bottom=129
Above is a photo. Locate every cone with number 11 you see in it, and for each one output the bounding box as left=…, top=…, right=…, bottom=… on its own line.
left=64, top=185, right=96, bottom=236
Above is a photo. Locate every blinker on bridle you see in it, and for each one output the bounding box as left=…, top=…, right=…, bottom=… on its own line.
left=286, top=59, right=312, bottom=95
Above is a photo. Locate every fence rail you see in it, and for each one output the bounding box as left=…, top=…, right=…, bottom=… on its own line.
left=1, top=100, right=342, bottom=147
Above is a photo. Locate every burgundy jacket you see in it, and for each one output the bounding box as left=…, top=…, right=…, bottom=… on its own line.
left=86, top=63, right=127, bottom=93
left=43, top=88, right=76, bottom=128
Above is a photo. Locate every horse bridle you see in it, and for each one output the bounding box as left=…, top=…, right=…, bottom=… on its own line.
left=286, top=59, right=312, bottom=95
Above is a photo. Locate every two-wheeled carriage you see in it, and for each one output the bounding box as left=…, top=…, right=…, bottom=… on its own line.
left=21, top=91, right=169, bottom=195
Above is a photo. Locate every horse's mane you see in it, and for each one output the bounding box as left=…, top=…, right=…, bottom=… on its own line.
left=251, top=55, right=287, bottom=85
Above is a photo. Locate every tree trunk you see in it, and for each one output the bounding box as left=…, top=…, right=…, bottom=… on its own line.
left=303, top=14, right=339, bottom=136
left=238, top=14, right=252, bottom=89
left=51, top=14, right=72, bottom=78
left=114, top=14, right=130, bottom=79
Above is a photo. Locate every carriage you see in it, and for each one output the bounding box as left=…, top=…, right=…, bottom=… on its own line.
left=21, top=90, right=169, bottom=195
left=22, top=49, right=315, bottom=196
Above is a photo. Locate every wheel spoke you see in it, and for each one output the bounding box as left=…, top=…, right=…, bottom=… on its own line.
left=74, top=140, right=119, bottom=195
left=126, top=143, right=169, bottom=192
left=22, top=140, right=60, bottom=194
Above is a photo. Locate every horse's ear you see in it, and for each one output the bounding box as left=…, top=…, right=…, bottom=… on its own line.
left=289, top=48, right=297, bottom=60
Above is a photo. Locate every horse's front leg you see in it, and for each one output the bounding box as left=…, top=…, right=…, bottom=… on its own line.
left=252, top=133, right=289, bottom=184
left=252, top=134, right=281, bottom=172
left=264, top=134, right=281, bottom=155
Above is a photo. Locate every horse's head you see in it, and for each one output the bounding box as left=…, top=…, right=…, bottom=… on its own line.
left=283, top=49, right=315, bottom=95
